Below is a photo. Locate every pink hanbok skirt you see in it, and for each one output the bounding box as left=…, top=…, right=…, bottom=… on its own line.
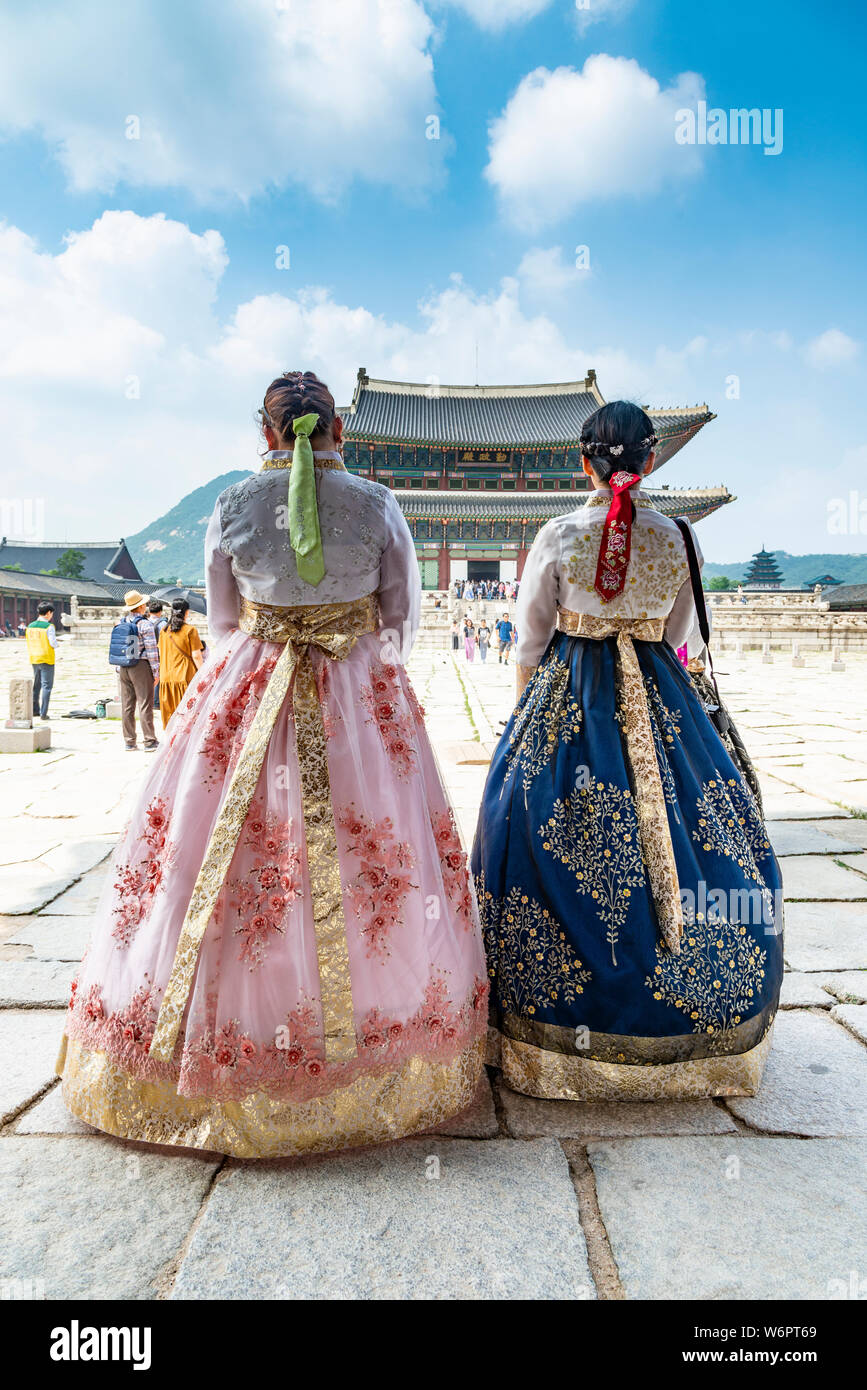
left=58, top=601, right=488, bottom=1157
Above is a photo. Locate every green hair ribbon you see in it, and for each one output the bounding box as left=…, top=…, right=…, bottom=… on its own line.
left=288, top=412, right=324, bottom=586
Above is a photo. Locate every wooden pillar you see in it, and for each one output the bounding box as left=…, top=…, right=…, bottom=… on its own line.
left=517, top=520, right=529, bottom=578
left=437, top=522, right=449, bottom=589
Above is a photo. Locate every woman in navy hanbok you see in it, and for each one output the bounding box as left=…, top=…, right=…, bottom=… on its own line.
left=472, top=402, right=783, bottom=1100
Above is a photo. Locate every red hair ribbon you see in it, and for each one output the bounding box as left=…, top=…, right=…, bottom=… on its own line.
left=594, top=470, right=642, bottom=602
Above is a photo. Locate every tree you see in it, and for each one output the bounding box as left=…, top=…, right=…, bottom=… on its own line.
left=53, top=548, right=87, bottom=579
left=706, top=576, right=734, bottom=591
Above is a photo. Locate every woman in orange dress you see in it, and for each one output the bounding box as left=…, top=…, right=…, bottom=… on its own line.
left=158, top=599, right=204, bottom=727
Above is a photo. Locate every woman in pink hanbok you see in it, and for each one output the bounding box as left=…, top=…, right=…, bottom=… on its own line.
left=57, top=372, right=488, bottom=1157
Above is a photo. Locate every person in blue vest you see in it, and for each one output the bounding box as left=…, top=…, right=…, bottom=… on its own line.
left=25, top=601, right=56, bottom=719
left=495, top=612, right=514, bottom=665
left=108, top=591, right=160, bottom=751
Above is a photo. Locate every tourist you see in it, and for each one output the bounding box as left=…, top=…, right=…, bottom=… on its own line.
left=478, top=620, right=491, bottom=662
left=17, top=620, right=25, bottom=637
left=108, top=590, right=160, bottom=751
left=451, top=619, right=460, bottom=651
left=473, top=401, right=783, bottom=1102
left=495, top=611, right=513, bottom=664
left=464, top=616, right=476, bottom=661
left=157, top=598, right=204, bottom=727
left=25, top=600, right=56, bottom=721
left=58, top=369, right=487, bottom=1157
left=147, top=599, right=167, bottom=712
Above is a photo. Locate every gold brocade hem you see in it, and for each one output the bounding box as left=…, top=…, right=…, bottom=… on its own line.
left=57, top=1034, right=485, bottom=1159
left=487, top=1027, right=774, bottom=1101
left=500, top=1005, right=775, bottom=1065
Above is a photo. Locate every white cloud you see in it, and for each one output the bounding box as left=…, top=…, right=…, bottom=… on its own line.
left=574, top=0, right=636, bottom=34
left=435, top=0, right=552, bottom=29
left=8, top=208, right=837, bottom=560
left=516, top=245, right=588, bottom=296
left=485, top=55, right=705, bottom=230
left=0, top=0, right=442, bottom=201
left=804, top=329, right=860, bottom=370
left=0, top=209, right=712, bottom=538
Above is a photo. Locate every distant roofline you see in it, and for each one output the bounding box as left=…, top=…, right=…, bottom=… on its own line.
left=0, top=538, right=129, bottom=549
left=343, top=368, right=712, bottom=421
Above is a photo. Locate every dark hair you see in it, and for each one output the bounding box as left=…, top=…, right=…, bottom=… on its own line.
left=146, top=598, right=164, bottom=614
left=37, top=600, right=54, bottom=615
left=169, top=598, right=189, bottom=633
left=580, top=401, right=658, bottom=482
left=261, top=371, right=337, bottom=448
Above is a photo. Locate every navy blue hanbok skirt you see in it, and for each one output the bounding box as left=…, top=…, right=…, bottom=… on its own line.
left=471, top=626, right=783, bottom=1100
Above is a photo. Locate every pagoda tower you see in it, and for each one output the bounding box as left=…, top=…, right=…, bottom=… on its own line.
left=744, top=547, right=784, bottom=590
left=341, top=369, right=731, bottom=589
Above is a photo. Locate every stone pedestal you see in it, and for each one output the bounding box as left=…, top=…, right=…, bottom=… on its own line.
left=792, top=642, right=805, bottom=669
left=762, top=642, right=773, bottom=665
left=831, top=647, right=846, bottom=673
left=9, top=679, right=33, bottom=727
left=0, top=725, right=51, bottom=753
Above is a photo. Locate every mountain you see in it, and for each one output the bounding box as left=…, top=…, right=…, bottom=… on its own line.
left=702, top=551, right=867, bottom=588
left=126, top=471, right=252, bottom=583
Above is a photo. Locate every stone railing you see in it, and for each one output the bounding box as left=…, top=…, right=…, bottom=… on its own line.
left=707, top=592, right=867, bottom=653
left=67, top=597, right=211, bottom=648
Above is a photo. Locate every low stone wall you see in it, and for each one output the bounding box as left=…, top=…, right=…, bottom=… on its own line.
left=709, top=593, right=867, bottom=654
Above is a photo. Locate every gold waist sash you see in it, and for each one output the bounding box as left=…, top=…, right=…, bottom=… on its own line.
left=149, top=593, right=379, bottom=1065
left=555, top=608, right=681, bottom=953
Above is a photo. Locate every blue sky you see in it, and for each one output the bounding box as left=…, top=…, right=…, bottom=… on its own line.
left=0, top=0, right=864, bottom=559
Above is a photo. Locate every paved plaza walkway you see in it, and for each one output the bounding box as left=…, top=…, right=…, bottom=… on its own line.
left=1, top=636, right=866, bottom=1299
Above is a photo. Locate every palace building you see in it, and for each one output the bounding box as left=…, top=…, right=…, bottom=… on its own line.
left=341, top=369, right=731, bottom=589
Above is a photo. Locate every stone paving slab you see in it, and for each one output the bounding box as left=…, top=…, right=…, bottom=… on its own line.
left=0, top=958, right=72, bottom=1008
left=819, top=971, right=867, bottom=1004
left=500, top=1084, right=736, bottom=1138
left=766, top=820, right=861, bottom=857
left=0, top=839, right=113, bottom=915
left=588, top=1137, right=867, bottom=1300
left=171, top=1139, right=593, bottom=1301
left=757, top=782, right=845, bottom=820
left=0, top=1136, right=219, bottom=1300
left=15, top=1081, right=94, bottom=1134
left=6, top=917, right=92, bottom=962
left=0, top=1010, right=63, bottom=1124
left=39, top=862, right=111, bottom=916
left=779, top=972, right=835, bottom=1008
left=726, top=1010, right=867, bottom=1136
left=817, top=820, right=867, bottom=849
left=831, top=1004, right=867, bottom=1046
left=783, top=902, right=867, bottom=971
left=781, top=855, right=867, bottom=900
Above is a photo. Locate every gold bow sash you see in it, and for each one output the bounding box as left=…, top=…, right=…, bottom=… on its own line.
left=149, top=592, right=379, bottom=1064
left=556, top=608, right=682, bottom=954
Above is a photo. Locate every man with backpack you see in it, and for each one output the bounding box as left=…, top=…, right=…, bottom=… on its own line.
left=109, top=590, right=160, bottom=751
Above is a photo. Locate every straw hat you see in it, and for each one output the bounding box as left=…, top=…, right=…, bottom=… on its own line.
left=124, top=590, right=147, bottom=610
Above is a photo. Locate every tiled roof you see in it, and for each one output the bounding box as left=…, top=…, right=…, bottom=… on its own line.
left=343, top=371, right=714, bottom=455
left=0, top=539, right=141, bottom=584
left=827, top=584, right=867, bottom=611
left=396, top=486, right=733, bottom=523
left=0, top=569, right=117, bottom=601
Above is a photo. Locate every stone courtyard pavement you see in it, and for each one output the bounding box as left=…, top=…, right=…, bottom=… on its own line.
left=1, top=636, right=866, bottom=1300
